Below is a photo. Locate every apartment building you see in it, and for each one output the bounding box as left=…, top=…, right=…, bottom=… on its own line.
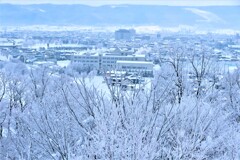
left=115, top=29, right=136, bottom=41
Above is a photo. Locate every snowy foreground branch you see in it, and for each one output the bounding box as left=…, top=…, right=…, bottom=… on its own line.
left=0, top=61, right=240, bottom=160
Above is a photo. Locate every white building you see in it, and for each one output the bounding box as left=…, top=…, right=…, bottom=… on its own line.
left=100, top=53, right=145, bottom=70
left=116, top=60, right=153, bottom=75
left=72, top=52, right=150, bottom=73
left=72, top=53, right=100, bottom=70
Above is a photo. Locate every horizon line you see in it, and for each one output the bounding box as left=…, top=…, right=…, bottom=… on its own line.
left=0, top=2, right=240, bottom=6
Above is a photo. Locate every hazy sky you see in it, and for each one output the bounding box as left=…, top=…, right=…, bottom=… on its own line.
left=0, top=0, right=240, bottom=6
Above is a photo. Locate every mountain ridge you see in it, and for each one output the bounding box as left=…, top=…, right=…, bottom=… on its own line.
left=0, top=4, right=239, bottom=29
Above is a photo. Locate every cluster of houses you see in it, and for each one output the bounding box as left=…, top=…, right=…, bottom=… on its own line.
left=1, top=29, right=240, bottom=89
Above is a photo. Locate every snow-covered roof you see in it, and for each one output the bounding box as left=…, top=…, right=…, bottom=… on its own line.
left=116, top=60, right=153, bottom=65
left=0, top=43, right=15, bottom=47
left=228, top=45, right=240, bottom=48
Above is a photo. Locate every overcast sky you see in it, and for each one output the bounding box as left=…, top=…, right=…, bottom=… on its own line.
left=0, top=0, right=240, bottom=6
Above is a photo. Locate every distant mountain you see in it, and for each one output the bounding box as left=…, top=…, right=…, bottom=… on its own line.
left=0, top=4, right=239, bottom=29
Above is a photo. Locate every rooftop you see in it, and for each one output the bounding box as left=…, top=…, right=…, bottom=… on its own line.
left=116, top=60, right=153, bottom=64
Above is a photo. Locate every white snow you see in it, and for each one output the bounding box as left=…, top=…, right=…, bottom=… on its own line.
left=57, top=60, right=71, bottom=67
left=0, top=54, right=9, bottom=61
